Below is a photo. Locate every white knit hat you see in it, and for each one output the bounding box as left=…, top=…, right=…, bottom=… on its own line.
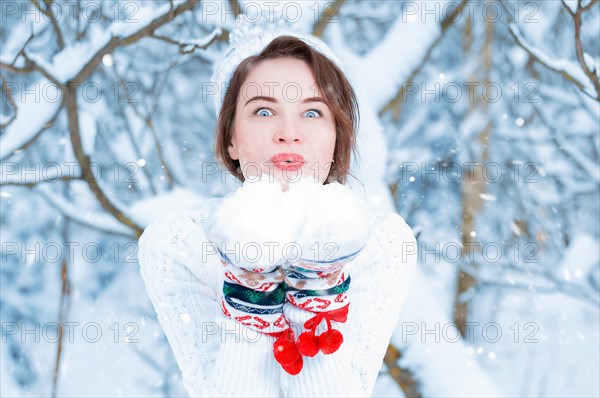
left=210, top=13, right=346, bottom=118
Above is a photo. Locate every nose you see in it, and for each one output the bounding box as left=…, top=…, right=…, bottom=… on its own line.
left=273, top=114, right=302, bottom=143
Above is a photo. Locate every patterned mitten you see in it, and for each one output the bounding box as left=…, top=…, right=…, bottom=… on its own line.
left=281, top=178, right=370, bottom=395
left=205, top=174, right=308, bottom=376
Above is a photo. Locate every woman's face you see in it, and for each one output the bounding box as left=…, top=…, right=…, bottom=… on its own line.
left=228, top=57, right=336, bottom=190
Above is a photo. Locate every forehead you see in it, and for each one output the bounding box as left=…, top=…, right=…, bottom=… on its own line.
left=240, top=57, right=323, bottom=99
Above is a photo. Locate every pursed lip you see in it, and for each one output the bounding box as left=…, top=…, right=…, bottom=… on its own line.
left=271, top=153, right=305, bottom=163
left=270, top=153, right=305, bottom=171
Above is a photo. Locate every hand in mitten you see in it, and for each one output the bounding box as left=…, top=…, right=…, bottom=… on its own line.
left=280, top=177, right=371, bottom=396
left=205, top=174, right=309, bottom=379
left=288, top=177, right=370, bottom=267
left=207, top=174, right=306, bottom=271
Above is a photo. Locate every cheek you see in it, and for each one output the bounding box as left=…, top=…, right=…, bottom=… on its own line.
left=313, top=127, right=336, bottom=162
left=233, top=129, right=265, bottom=161
left=324, top=124, right=337, bottom=152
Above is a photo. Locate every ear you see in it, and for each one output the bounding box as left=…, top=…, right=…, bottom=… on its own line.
left=227, top=130, right=239, bottom=160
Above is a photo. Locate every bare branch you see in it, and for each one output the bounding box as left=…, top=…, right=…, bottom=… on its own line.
left=6, top=184, right=137, bottom=238
left=64, top=81, right=143, bottom=236
left=20, top=50, right=65, bottom=88
left=0, top=62, right=35, bottom=74
left=383, top=344, right=421, bottom=398
left=570, top=0, right=600, bottom=99
left=31, top=0, right=65, bottom=50
left=149, top=28, right=223, bottom=55
left=111, top=64, right=177, bottom=188
left=0, top=101, right=64, bottom=162
left=579, top=0, right=597, bottom=12
left=9, top=27, right=64, bottom=88
left=531, top=102, right=600, bottom=182
left=312, top=0, right=346, bottom=38
left=112, top=75, right=159, bottom=194
left=506, top=23, right=598, bottom=101
left=24, top=0, right=200, bottom=235
left=1, top=33, right=36, bottom=73
left=74, top=0, right=199, bottom=83
left=1, top=175, right=86, bottom=187
left=561, top=0, right=576, bottom=16
left=504, top=1, right=599, bottom=101
left=380, top=0, right=469, bottom=121
left=228, top=0, right=242, bottom=17
left=51, top=193, right=72, bottom=397
left=0, top=74, right=18, bottom=130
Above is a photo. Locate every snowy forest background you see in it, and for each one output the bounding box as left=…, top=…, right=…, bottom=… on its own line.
left=1, top=0, right=599, bottom=397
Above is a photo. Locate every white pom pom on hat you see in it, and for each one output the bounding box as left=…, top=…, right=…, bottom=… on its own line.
left=210, top=12, right=346, bottom=118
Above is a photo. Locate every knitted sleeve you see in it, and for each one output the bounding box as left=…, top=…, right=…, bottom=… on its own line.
left=345, top=209, right=418, bottom=396
left=137, top=207, right=222, bottom=397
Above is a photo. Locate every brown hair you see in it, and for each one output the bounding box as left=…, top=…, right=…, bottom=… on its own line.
left=214, top=35, right=360, bottom=184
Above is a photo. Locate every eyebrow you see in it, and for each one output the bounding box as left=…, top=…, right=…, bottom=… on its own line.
left=244, top=96, right=327, bottom=107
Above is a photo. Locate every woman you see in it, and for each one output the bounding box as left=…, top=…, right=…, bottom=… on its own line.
left=137, top=22, right=417, bottom=398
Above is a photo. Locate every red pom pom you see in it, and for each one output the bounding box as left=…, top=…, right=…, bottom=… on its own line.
left=296, top=331, right=319, bottom=357
left=273, top=334, right=301, bottom=366
left=282, top=356, right=303, bottom=375
left=318, top=329, right=343, bottom=354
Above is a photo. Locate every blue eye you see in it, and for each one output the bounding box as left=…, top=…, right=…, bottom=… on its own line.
left=254, top=108, right=273, bottom=116
left=305, top=109, right=323, bottom=118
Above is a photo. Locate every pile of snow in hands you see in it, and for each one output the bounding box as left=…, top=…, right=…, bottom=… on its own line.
left=206, top=174, right=370, bottom=269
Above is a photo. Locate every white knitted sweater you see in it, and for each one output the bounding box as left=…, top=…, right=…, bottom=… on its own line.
left=137, top=198, right=417, bottom=397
